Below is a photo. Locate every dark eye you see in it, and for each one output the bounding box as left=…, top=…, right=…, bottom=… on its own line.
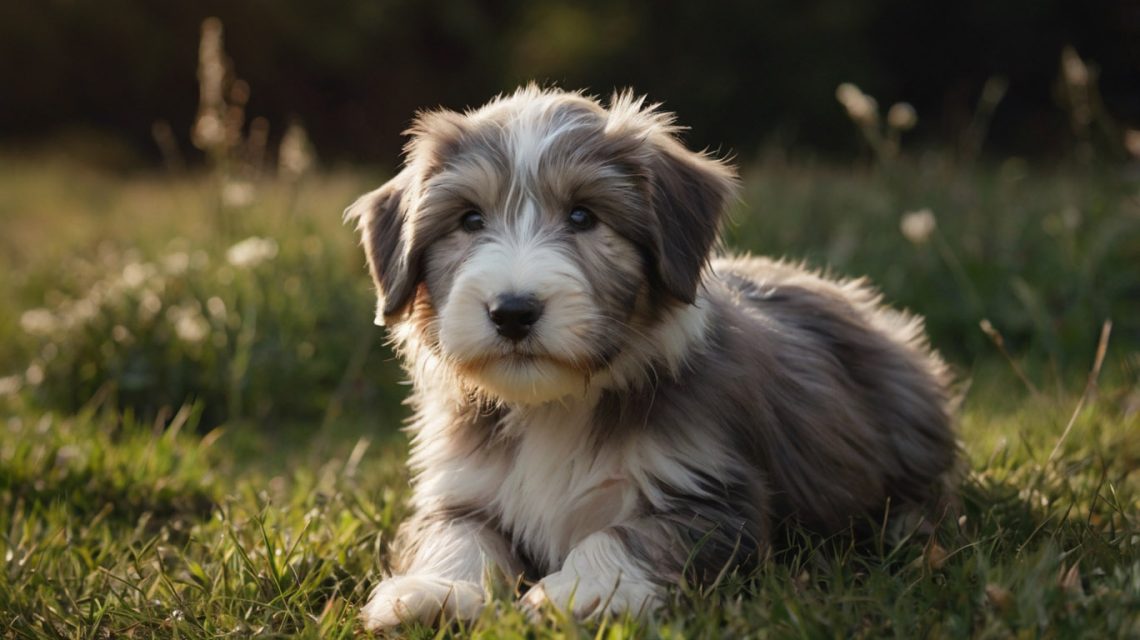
left=567, top=206, right=596, bottom=231
left=460, top=210, right=485, bottom=232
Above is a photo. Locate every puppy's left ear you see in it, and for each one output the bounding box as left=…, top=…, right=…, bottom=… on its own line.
left=645, top=138, right=738, bottom=304
left=344, top=169, right=421, bottom=324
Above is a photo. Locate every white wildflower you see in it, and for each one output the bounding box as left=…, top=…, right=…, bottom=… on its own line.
left=162, top=251, right=190, bottom=275
left=222, top=180, right=256, bottom=208
left=20, top=309, right=56, bottom=336
left=1061, top=46, right=1089, bottom=88
left=191, top=17, right=227, bottom=152
left=69, top=298, right=99, bottom=326
left=0, top=375, right=22, bottom=396
left=206, top=296, right=227, bottom=320
left=111, top=325, right=132, bottom=344
left=900, top=209, right=937, bottom=245
left=25, top=364, right=44, bottom=386
left=193, top=113, right=226, bottom=151
left=279, top=121, right=314, bottom=179
left=1125, top=129, right=1140, bottom=159
left=169, top=305, right=209, bottom=343
left=139, top=290, right=163, bottom=322
left=887, top=103, right=917, bottom=131
left=54, top=444, right=80, bottom=467
left=836, top=83, right=878, bottom=127
left=122, top=261, right=157, bottom=288
left=226, top=236, right=278, bottom=268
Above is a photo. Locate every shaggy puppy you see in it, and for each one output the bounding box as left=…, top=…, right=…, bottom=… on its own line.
left=348, top=86, right=956, bottom=631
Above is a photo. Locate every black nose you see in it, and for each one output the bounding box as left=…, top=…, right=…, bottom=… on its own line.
left=488, top=294, right=543, bottom=342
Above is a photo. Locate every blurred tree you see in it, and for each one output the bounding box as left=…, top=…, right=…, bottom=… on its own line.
left=0, top=0, right=1136, bottom=166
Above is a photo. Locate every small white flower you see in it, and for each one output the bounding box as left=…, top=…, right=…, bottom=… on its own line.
left=20, top=309, right=56, bottom=336
left=192, top=112, right=226, bottom=150
left=222, top=181, right=256, bottom=208
left=1125, top=129, right=1140, bottom=159
left=69, top=298, right=98, bottom=326
left=112, top=325, right=132, bottom=344
left=836, top=83, right=862, bottom=107
left=887, top=103, right=918, bottom=131
left=900, top=209, right=937, bottom=245
left=162, top=252, right=190, bottom=275
left=279, top=122, right=314, bottom=179
left=206, top=296, right=227, bottom=320
left=54, top=444, right=81, bottom=467
left=836, top=83, right=879, bottom=127
left=1061, top=46, right=1089, bottom=88
left=122, top=262, right=149, bottom=288
left=226, top=236, right=278, bottom=269
left=171, top=309, right=209, bottom=344
left=0, top=375, right=22, bottom=396
left=139, top=290, right=163, bottom=322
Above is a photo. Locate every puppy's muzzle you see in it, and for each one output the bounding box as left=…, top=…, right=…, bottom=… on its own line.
left=488, top=293, right=543, bottom=342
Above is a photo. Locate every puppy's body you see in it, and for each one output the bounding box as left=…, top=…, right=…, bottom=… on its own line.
left=350, top=87, right=956, bottom=630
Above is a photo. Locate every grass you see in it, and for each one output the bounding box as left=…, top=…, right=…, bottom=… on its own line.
left=1, top=153, right=1138, bottom=637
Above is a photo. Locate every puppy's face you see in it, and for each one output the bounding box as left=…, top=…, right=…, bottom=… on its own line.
left=349, top=87, right=736, bottom=404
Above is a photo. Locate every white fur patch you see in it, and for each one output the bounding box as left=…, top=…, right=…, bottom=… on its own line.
left=403, top=384, right=734, bottom=574
left=361, top=574, right=485, bottom=630
left=436, top=210, right=602, bottom=404
left=495, top=400, right=640, bottom=567
left=521, top=531, right=660, bottom=620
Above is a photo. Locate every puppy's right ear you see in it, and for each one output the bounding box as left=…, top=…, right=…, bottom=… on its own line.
left=345, top=170, right=419, bottom=325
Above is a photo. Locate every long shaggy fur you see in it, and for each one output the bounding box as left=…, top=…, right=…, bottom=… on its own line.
left=347, top=85, right=958, bottom=630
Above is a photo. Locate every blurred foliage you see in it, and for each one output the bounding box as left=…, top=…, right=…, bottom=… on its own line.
left=0, top=159, right=407, bottom=428
left=1, top=0, right=1138, bottom=165
left=0, top=1, right=1137, bottom=428
left=729, top=156, right=1140, bottom=376
left=0, top=151, right=1137, bottom=427
left=14, top=234, right=379, bottom=423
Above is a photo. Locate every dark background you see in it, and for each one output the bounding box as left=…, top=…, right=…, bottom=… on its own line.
left=1, top=0, right=1138, bottom=167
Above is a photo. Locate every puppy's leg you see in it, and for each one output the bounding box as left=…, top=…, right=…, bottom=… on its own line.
left=522, top=513, right=757, bottom=620
left=521, top=529, right=661, bottom=620
left=361, top=513, right=520, bottom=631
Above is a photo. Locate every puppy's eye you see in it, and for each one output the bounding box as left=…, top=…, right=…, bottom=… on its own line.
left=567, top=206, right=596, bottom=232
left=460, top=210, right=485, bottom=233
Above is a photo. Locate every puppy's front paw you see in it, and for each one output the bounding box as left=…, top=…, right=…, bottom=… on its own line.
left=360, top=574, right=485, bottom=631
left=521, top=569, right=661, bottom=621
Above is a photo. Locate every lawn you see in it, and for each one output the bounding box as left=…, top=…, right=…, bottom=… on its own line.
left=1, top=153, right=1138, bottom=638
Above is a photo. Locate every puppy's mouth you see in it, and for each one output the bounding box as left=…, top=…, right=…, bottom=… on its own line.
left=458, top=348, right=587, bottom=373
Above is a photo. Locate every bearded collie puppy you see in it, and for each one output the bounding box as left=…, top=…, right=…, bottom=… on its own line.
left=347, top=86, right=957, bottom=631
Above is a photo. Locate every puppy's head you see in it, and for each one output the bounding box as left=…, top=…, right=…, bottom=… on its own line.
left=348, top=86, right=736, bottom=404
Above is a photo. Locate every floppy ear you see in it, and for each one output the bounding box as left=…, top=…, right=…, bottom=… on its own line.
left=644, top=139, right=738, bottom=304
left=344, top=170, right=421, bottom=324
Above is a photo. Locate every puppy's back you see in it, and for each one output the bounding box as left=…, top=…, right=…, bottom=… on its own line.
left=703, top=255, right=957, bottom=530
